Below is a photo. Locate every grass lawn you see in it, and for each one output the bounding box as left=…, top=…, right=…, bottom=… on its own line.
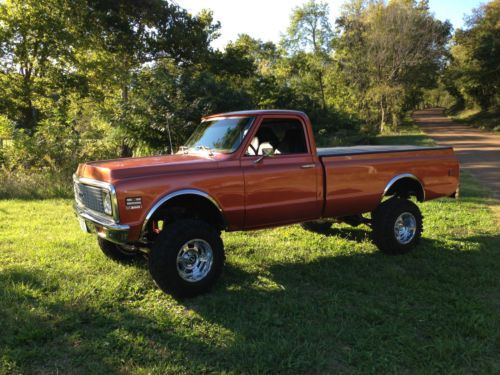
left=1, top=130, right=499, bottom=374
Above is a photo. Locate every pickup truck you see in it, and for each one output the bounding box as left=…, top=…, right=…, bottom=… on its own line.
left=74, top=110, right=459, bottom=297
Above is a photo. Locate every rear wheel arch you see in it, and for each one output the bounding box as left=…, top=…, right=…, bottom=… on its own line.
left=383, top=174, right=425, bottom=202
left=141, top=190, right=226, bottom=241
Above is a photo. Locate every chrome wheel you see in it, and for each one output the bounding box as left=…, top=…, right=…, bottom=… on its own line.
left=394, top=212, right=417, bottom=244
left=176, top=239, right=213, bottom=282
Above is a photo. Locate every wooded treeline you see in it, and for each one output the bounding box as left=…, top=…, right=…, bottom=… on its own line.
left=0, top=0, right=498, bottom=185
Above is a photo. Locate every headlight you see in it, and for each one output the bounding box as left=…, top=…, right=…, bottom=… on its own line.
left=103, top=190, right=113, bottom=215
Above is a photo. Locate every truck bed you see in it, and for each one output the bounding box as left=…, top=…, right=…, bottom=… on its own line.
left=317, top=145, right=452, bottom=157
left=318, top=144, right=459, bottom=219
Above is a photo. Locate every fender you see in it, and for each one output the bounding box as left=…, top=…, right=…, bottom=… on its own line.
left=140, top=189, right=224, bottom=240
left=382, top=173, right=425, bottom=202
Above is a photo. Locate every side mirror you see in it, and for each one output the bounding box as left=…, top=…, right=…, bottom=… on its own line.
left=254, top=147, right=274, bottom=164
left=262, top=147, right=274, bottom=156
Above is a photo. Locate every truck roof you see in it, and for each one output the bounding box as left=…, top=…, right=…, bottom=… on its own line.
left=203, top=109, right=307, bottom=120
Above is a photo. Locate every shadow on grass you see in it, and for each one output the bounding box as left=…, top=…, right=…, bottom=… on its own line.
left=320, top=226, right=371, bottom=242
left=0, top=267, right=228, bottom=374
left=186, top=235, right=499, bottom=372
left=2, top=231, right=499, bottom=373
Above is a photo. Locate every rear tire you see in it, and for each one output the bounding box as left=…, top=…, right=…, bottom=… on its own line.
left=371, top=198, right=423, bottom=255
left=149, top=219, right=224, bottom=298
left=97, top=237, right=142, bottom=263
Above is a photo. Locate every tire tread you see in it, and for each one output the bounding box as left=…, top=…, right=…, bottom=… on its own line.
left=371, top=198, right=423, bottom=255
left=149, top=219, right=224, bottom=298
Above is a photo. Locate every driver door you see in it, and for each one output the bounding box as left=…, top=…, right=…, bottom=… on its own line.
left=241, top=116, right=321, bottom=229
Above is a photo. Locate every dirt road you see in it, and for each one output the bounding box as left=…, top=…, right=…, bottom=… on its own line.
left=413, top=108, right=500, bottom=199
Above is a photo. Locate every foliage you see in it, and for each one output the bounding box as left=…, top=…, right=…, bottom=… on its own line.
left=420, top=83, right=456, bottom=109
left=335, top=0, right=451, bottom=132
left=0, top=0, right=497, bottom=184
left=0, top=115, right=12, bottom=138
left=0, top=97, right=120, bottom=197
left=120, top=61, right=254, bottom=154
left=450, top=107, right=500, bottom=132
left=444, top=0, right=500, bottom=111
left=0, top=0, right=221, bottom=157
left=0, top=168, right=72, bottom=199
left=0, top=0, right=82, bottom=131
left=281, top=1, right=334, bottom=112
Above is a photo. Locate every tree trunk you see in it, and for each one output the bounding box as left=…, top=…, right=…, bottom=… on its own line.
left=21, top=69, right=37, bottom=132
left=121, top=84, right=129, bottom=102
left=120, top=84, right=132, bottom=157
left=380, top=97, right=385, bottom=133
left=318, top=70, right=326, bottom=110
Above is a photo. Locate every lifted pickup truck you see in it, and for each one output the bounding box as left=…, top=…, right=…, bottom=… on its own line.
left=74, top=110, right=459, bottom=297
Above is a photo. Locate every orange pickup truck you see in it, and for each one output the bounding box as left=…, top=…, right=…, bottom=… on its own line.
left=74, top=110, right=459, bottom=297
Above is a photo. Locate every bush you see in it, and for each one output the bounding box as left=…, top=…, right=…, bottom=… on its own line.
left=0, top=168, right=73, bottom=199
left=0, top=107, right=121, bottom=199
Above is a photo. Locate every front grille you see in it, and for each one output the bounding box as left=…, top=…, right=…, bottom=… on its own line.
left=74, top=182, right=105, bottom=213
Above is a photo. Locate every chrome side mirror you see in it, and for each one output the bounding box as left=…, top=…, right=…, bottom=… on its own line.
left=254, top=147, right=274, bottom=164
left=262, top=147, right=274, bottom=156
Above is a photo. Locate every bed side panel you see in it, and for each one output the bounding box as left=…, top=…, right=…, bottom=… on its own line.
left=321, top=148, right=459, bottom=218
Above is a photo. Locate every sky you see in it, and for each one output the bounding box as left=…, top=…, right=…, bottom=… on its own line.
left=175, top=0, right=485, bottom=50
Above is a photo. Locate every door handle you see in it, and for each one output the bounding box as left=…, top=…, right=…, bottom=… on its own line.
left=300, top=164, right=315, bottom=169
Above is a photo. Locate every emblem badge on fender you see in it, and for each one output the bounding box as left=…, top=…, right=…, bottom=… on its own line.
left=125, top=197, right=142, bottom=210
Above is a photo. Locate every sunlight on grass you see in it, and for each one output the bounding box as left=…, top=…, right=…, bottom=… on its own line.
left=450, top=107, right=500, bottom=132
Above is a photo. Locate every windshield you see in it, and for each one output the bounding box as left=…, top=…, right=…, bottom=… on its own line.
left=181, top=117, right=254, bottom=154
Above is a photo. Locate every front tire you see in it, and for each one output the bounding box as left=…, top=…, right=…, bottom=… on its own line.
left=371, top=198, right=423, bottom=254
left=97, top=237, right=142, bottom=263
left=149, top=219, right=224, bottom=298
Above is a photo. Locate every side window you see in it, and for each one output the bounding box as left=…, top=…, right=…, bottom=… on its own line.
left=246, top=118, right=308, bottom=156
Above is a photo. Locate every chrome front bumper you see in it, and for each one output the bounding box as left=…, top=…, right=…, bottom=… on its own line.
left=74, top=204, right=130, bottom=245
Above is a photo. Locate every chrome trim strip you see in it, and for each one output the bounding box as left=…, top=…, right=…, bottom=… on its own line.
left=201, top=115, right=254, bottom=122
left=300, top=164, right=316, bottom=169
left=382, top=173, right=425, bottom=201
left=140, top=189, right=223, bottom=240
left=73, top=174, right=120, bottom=222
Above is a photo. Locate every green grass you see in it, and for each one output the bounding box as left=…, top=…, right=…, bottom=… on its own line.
left=1, top=133, right=499, bottom=374
left=450, top=107, right=500, bottom=132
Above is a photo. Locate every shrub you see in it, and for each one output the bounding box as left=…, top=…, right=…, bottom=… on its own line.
left=0, top=108, right=120, bottom=199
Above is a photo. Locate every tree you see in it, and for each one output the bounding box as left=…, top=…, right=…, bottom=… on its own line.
left=335, top=0, right=451, bottom=131
left=445, top=0, right=500, bottom=110
left=0, top=0, right=221, bottom=158
left=282, top=0, right=334, bottom=110
left=0, top=0, right=83, bottom=131
left=78, top=2, right=220, bottom=155
left=119, top=61, right=254, bottom=154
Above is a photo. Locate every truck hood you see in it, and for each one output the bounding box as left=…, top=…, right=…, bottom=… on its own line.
left=76, top=153, right=219, bottom=182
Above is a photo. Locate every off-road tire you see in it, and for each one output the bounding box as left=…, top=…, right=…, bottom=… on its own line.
left=149, top=219, right=224, bottom=298
left=300, top=220, right=332, bottom=233
left=371, top=198, right=423, bottom=255
left=97, top=237, right=142, bottom=263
